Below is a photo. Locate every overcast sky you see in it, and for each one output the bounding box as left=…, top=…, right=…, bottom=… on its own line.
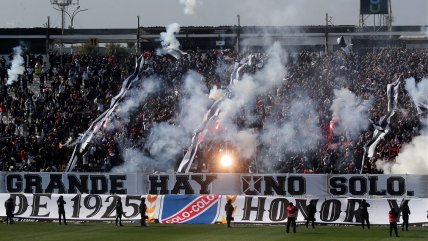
left=0, top=0, right=427, bottom=29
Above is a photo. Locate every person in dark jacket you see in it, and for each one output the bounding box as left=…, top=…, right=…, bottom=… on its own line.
left=305, top=200, right=316, bottom=228
left=400, top=200, right=411, bottom=231
left=359, top=199, right=370, bottom=229
left=4, top=197, right=15, bottom=224
left=389, top=208, right=399, bottom=237
left=115, top=198, right=123, bottom=226
left=139, top=197, right=147, bottom=227
left=225, top=199, right=234, bottom=228
left=57, top=195, right=67, bottom=225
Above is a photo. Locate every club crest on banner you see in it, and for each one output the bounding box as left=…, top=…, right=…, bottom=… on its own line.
left=160, top=195, right=220, bottom=224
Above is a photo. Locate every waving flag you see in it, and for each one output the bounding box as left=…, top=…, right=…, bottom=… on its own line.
left=361, top=78, right=400, bottom=173
left=66, top=56, right=145, bottom=172
left=177, top=98, right=223, bottom=173
left=337, top=36, right=352, bottom=55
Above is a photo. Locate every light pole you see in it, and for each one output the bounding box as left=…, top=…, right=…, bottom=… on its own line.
left=51, top=0, right=79, bottom=66
left=65, top=6, right=88, bottom=29
left=51, top=0, right=78, bottom=34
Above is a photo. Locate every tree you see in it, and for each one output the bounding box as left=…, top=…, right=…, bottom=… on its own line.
left=79, top=43, right=98, bottom=56
left=106, top=43, right=128, bottom=56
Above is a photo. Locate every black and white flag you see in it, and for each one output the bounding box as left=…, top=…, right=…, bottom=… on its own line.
left=361, top=78, right=400, bottom=173
left=66, top=56, right=145, bottom=172
left=177, top=98, right=223, bottom=173
left=337, top=36, right=352, bottom=55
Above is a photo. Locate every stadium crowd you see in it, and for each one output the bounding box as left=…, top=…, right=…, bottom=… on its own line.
left=0, top=46, right=426, bottom=174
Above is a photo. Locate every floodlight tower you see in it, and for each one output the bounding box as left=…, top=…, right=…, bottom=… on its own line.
left=359, top=0, right=392, bottom=31
left=50, top=0, right=79, bottom=34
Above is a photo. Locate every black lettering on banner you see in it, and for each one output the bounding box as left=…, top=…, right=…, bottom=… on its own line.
left=269, top=198, right=288, bottom=221
left=344, top=199, right=362, bottom=223
left=101, top=195, right=120, bottom=219
left=368, top=176, right=386, bottom=196
left=264, top=176, right=286, bottom=195
left=90, top=175, right=108, bottom=194
left=123, top=195, right=140, bottom=218
left=242, top=196, right=266, bottom=221
left=320, top=199, right=341, bottom=222
left=71, top=194, right=81, bottom=218
left=295, top=199, right=318, bottom=220
left=109, top=175, right=127, bottom=194
left=68, top=175, right=89, bottom=194
left=171, top=176, right=194, bottom=194
left=24, top=174, right=43, bottom=193
left=241, top=176, right=262, bottom=195
left=329, top=177, right=347, bottom=196
left=84, top=195, right=103, bottom=218
left=30, top=194, right=51, bottom=217
left=191, top=175, right=217, bottom=194
left=288, top=176, right=305, bottom=195
left=6, top=174, right=23, bottom=192
left=349, top=176, right=367, bottom=196
left=387, top=177, right=405, bottom=196
left=11, top=194, right=28, bottom=215
left=149, top=175, right=170, bottom=194
left=45, top=174, right=66, bottom=193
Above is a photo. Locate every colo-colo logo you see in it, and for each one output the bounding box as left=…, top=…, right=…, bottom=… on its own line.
left=369, top=0, right=383, bottom=13
left=160, top=195, right=220, bottom=224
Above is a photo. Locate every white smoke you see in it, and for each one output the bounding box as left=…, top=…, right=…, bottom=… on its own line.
left=179, top=0, right=201, bottom=15
left=111, top=148, right=153, bottom=173
left=376, top=78, right=428, bottom=174
left=115, top=78, right=160, bottom=124
left=376, top=118, right=428, bottom=174
left=144, top=122, right=188, bottom=170
left=220, top=42, right=287, bottom=120
left=141, top=71, right=212, bottom=171
left=330, top=88, right=372, bottom=137
left=405, top=77, right=428, bottom=114
left=261, top=93, right=322, bottom=154
left=178, top=71, right=212, bottom=133
left=112, top=123, right=187, bottom=173
left=7, top=46, right=25, bottom=85
left=114, top=71, right=212, bottom=172
left=208, top=85, right=224, bottom=100
left=158, top=23, right=181, bottom=55
left=109, top=78, right=161, bottom=173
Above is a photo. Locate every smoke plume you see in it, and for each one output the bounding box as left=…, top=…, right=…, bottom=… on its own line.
left=158, top=23, right=181, bottom=55
left=376, top=118, right=428, bottom=174
left=108, top=78, right=161, bottom=173
left=179, top=71, right=212, bottom=132
left=115, top=78, right=160, bottom=124
left=113, top=71, right=211, bottom=172
left=330, top=88, right=372, bottom=137
left=404, top=77, right=428, bottom=114
left=376, top=78, right=428, bottom=174
left=179, top=0, right=201, bottom=15
left=261, top=93, right=322, bottom=155
left=220, top=42, right=287, bottom=120
left=7, top=46, right=25, bottom=85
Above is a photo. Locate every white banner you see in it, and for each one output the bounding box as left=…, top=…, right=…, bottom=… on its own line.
left=0, top=193, right=161, bottom=221
left=216, top=196, right=428, bottom=224
left=1, top=194, right=427, bottom=224
left=2, top=173, right=428, bottom=198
